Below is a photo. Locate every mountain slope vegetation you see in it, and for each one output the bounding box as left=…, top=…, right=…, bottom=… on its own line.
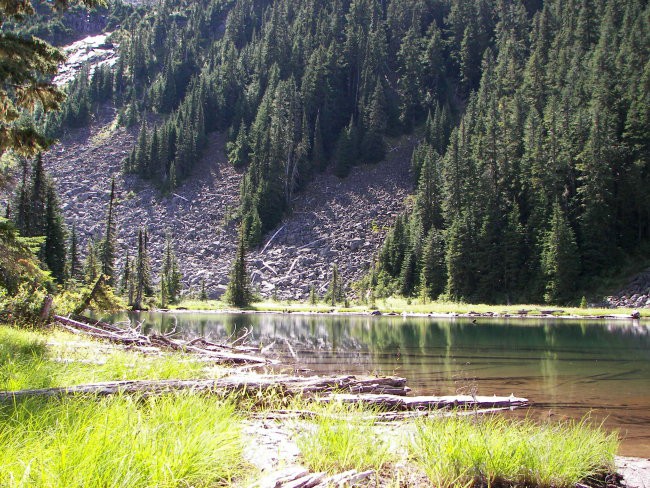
left=6, top=0, right=650, bottom=304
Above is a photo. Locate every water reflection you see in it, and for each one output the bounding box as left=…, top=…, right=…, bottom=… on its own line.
left=98, top=311, right=650, bottom=456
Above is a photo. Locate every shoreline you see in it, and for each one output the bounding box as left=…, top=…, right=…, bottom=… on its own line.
left=152, top=307, right=650, bottom=322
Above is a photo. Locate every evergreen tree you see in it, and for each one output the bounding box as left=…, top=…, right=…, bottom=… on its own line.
left=100, top=179, right=118, bottom=286
left=419, top=228, right=446, bottom=300
left=67, top=224, right=81, bottom=282
left=26, top=153, right=48, bottom=238
left=133, top=227, right=153, bottom=310
left=84, top=239, right=100, bottom=284
left=43, top=184, right=67, bottom=283
left=160, top=232, right=182, bottom=305
left=541, top=202, right=580, bottom=304
left=224, top=227, right=252, bottom=308
left=325, top=263, right=342, bottom=306
left=0, top=0, right=100, bottom=157
left=333, top=119, right=357, bottom=178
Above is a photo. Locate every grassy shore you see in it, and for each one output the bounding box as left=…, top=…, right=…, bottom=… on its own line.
left=170, top=297, right=649, bottom=318
left=0, top=324, right=621, bottom=487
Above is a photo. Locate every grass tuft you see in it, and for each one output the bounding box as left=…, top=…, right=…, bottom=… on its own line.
left=296, top=401, right=392, bottom=474
left=409, top=414, right=619, bottom=488
left=0, top=394, right=246, bottom=488
left=0, top=325, right=215, bottom=391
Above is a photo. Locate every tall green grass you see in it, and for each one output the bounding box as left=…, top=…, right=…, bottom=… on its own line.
left=0, top=325, right=213, bottom=391
left=409, top=415, right=619, bottom=488
left=296, top=402, right=392, bottom=474
left=0, top=394, right=246, bottom=487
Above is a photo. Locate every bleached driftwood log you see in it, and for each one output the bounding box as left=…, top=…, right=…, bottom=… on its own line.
left=0, top=374, right=412, bottom=401
left=53, top=314, right=274, bottom=365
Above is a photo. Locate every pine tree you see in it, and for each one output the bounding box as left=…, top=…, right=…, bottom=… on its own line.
left=100, top=179, right=118, bottom=286
left=67, top=224, right=81, bottom=282
left=360, top=80, right=386, bottom=164
left=120, top=249, right=131, bottom=297
left=227, top=120, right=250, bottom=168
left=541, top=202, right=580, bottom=304
left=333, top=120, right=357, bottom=178
left=224, top=228, right=252, bottom=308
left=26, top=153, right=48, bottom=238
left=133, top=227, right=153, bottom=310
left=84, top=239, right=100, bottom=284
left=161, top=232, right=182, bottom=305
left=43, top=184, right=67, bottom=283
left=419, top=228, right=446, bottom=300
left=325, top=264, right=342, bottom=306
left=0, top=0, right=100, bottom=157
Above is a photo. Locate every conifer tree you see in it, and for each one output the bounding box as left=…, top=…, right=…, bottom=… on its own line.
left=100, top=179, right=117, bottom=286
left=133, top=227, right=153, bottom=310
left=0, top=0, right=100, bottom=157
left=224, top=227, right=252, bottom=308
left=325, top=264, right=342, bottom=306
left=419, top=228, right=446, bottom=300
left=120, top=249, right=131, bottom=297
left=84, top=239, right=100, bottom=284
left=26, top=153, right=48, bottom=238
left=160, top=232, right=182, bottom=305
left=333, top=120, right=357, bottom=178
left=43, top=184, right=67, bottom=283
left=541, top=202, right=580, bottom=304
left=67, top=224, right=81, bottom=282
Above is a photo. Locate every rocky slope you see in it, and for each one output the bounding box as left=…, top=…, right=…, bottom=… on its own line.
left=605, top=269, right=650, bottom=309
left=44, top=107, right=415, bottom=299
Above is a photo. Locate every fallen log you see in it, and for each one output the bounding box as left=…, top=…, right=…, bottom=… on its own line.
left=252, top=406, right=515, bottom=422
left=0, top=374, right=411, bottom=401
left=249, top=468, right=373, bottom=488
left=54, top=315, right=274, bottom=365
left=319, top=393, right=529, bottom=410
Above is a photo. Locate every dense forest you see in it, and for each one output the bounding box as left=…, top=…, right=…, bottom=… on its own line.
left=10, top=0, right=650, bottom=305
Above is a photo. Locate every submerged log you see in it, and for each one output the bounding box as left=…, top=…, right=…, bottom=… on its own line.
left=0, top=374, right=411, bottom=401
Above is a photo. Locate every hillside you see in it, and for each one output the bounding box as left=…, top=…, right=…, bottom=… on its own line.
left=43, top=105, right=415, bottom=299
left=4, top=0, right=650, bottom=306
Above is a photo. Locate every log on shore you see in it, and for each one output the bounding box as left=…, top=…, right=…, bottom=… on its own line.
left=319, top=393, right=529, bottom=410
left=53, top=315, right=274, bottom=365
left=250, top=467, right=373, bottom=488
left=0, top=374, right=411, bottom=401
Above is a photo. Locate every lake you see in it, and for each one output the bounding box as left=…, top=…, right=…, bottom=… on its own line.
left=101, top=311, right=650, bottom=457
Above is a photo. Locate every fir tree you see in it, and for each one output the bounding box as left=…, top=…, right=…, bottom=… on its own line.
left=325, top=264, right=342, bottom=306
left=541, top=202, right=580, bottom=304
left=224, top=228, right=252, bottom=308
left=100, top=179, right=118, bottom=286
left=0, top=0, right=100, bottom=157
left=133, top=227, right=153, bottom=310
left=84, top=239, right=100, bottom=284
left=67, top=224, right=81, bottom=282
left=161, top=232, right=182, bottom=305
left=43, top=184, right=67, bottom=283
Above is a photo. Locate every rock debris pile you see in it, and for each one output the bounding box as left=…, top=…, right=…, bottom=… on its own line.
left=44, top=108, right=416, bottom=300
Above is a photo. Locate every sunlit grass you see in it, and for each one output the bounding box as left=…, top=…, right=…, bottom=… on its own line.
left=0, top=325, right=218, bottom=391
left=295, top=401, right=392, bottom=475
left=0, top=394, right=246, bottom=488
left=171, top=297, right=649, bottom=318
left=409, top=415, right=619, bottom=488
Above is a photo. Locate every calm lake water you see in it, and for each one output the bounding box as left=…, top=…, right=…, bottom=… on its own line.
left=103, top=311, right=650, bottom=457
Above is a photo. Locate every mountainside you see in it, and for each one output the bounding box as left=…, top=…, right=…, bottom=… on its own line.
left=43, top=105, right=415, bottom=299
left=4, top=0, right=650, bottom=306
